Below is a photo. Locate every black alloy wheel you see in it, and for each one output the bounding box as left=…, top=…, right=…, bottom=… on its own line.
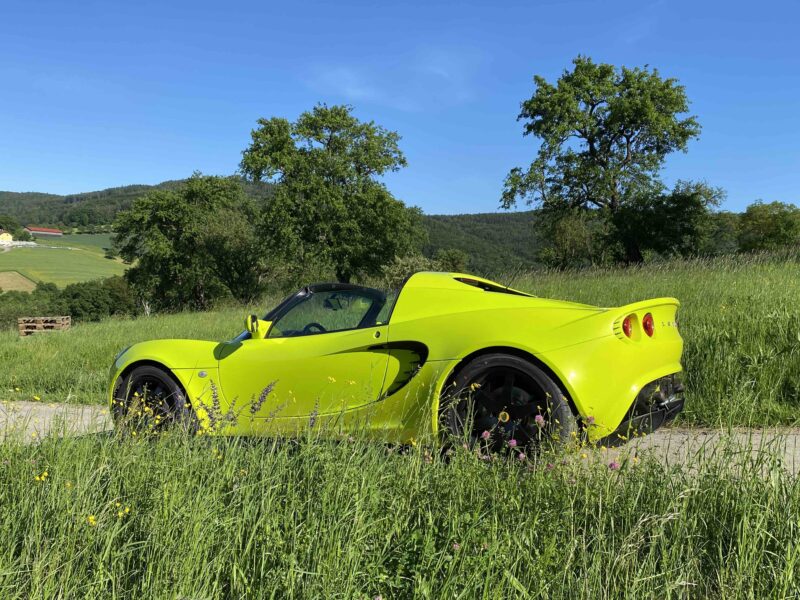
left=113, top=365, right=195, bottom=432
left=441, top=353, right=576, bottom=451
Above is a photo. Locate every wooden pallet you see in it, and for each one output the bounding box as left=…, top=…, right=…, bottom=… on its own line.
left=18, top=316, right=71, bottom=337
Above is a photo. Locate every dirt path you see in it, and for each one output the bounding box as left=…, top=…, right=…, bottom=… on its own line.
left=1, top=401, right=112, bottom=441
left=3, top=401, right=800, bottom=473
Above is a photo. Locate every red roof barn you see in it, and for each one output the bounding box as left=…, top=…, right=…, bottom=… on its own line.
left=24, top=226, right=64, bottom=237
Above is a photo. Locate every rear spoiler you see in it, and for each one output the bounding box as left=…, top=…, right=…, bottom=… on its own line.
left=613, top=297, right=680, bottom=315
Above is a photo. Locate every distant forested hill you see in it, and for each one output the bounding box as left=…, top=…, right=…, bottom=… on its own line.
left=0, top=179, right=274, bottom=228
left=422, top=211, right=541, bottom=274
left=0, top=179, right=542, bottom=272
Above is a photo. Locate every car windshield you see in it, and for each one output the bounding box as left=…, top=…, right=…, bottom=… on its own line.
left=268, top=286, right=398, bottom=338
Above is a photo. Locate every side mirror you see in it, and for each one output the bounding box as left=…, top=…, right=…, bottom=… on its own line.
left=245, top=314, right=272, bottom=340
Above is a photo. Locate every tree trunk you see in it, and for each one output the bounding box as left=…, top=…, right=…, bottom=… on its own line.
left=623, top=240, right=644, bottom=264
left=335, top=268, right=351, bottom=283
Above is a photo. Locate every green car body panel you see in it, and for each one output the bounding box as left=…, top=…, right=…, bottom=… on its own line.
left=109, top=272, right=683, bottom=441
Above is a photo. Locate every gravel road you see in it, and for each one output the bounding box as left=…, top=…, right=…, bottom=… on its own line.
left=3, top=401, right=800, bottom=473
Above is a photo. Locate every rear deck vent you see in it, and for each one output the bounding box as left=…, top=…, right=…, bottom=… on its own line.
left=453, top=277, right=531, bottom=297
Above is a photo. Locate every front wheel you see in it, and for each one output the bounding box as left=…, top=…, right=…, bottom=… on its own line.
left=112, top=365, right=195, bottom=432
left=440, top=353, right=576, bottom=451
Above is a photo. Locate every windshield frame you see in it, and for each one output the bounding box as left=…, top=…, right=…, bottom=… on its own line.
left=233, top=282, right=400, bottom=342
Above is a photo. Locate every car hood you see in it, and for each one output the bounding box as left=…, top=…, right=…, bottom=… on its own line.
left=116, top=339, right=222, bottom=371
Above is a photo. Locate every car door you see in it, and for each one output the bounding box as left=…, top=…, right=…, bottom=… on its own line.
left=217, top=286, right=392, bottom=420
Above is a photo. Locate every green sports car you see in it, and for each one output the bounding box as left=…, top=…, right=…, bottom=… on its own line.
left=109, top=272, right=684, bottom=447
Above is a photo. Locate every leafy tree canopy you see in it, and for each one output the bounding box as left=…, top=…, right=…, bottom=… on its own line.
left=113, top=174, right=267, bottom=310
left=503, top=56, right=709, bottom=262
left=738, top=201, right=800, bottom=252
left=240, top=104, right=425, bottom=282
left=0, top=214, right=32, bottom=240
left=610, top=181, right=725, bottom=260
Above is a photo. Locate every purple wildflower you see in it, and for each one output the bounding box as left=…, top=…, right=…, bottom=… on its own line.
left=517, top=452, right=526, bottom=461
left=535, top=414, right=545, bottom=428
left=508, top=438, right=518, bottom=448
left=481, top=430, right=491, bottom=440
left=608, top=461, right=620, bottom=470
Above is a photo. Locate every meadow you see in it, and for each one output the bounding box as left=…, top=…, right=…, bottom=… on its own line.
left=2, top=253, right=799, bottom=427
left=0, top=243, right=124, bottom=288
left=0, top=428, right=797, bottom=598
left=0, top=270, right=35, bottom=292
left=2, top=254, right=800, bottom=599
left=43, top=233, right=115, bottom=253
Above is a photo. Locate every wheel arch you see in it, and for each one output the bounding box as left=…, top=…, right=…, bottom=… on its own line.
left=112, top=360, right=189, bottom=408
left=431, top=345, right=579, bottom=433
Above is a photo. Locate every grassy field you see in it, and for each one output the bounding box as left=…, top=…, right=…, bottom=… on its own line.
left=0, top=245, right=125, bottom=287
left=0, top=430, right=797, bottom=598
left=0, top=270, right=36, bottom=292
left=1, top=254, right=799, bottom=427
left=42, top=233, right=114, bottom=253
left=2, top=255, right=799, bottom=598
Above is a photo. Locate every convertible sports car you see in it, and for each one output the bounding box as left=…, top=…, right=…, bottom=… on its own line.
left=109, top=272, right=684, bottom=447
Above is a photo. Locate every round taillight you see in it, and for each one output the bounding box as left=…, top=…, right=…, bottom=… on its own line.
left=622, top=316, right=633, bottom=338
left=643, top=313, right=654, bottom=337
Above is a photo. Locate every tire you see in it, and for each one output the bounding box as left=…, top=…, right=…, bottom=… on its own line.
left=113, top=365, right=195, bottom=432
left=440, top=353, right=576, bottom=451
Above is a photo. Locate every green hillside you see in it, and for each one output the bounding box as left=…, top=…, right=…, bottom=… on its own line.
left=422, top=211, right=541, bottom=274
left=0, top=178, right=273, bottom=229
left=1, top=179, right=544, bottom=275
left=0, top=246, right=125, bottom=287
left=44, top=233, right=115, bottom=252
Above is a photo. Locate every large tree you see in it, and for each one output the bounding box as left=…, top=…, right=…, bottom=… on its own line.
left=113, top=174, right=267, bottom=310
left=738, top=201, right=800, bottom=252
left=502, top=56, right=708, bottom=262
left=240, top=104, right=425, bottom=282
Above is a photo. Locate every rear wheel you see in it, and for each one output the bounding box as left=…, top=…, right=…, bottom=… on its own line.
left=113, top=365, right=195, bottom=432
left=440, top=353, right=576, bottom=451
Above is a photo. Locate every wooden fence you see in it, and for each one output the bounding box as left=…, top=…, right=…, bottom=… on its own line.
left=18, top=316, right=71, bottom=337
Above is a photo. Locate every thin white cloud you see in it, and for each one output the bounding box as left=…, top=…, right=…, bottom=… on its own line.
left=304, top=47, right=483, bottom=111
left=618, top=0, right=665, bottom=45
left=309, top=66, right=381, bottom=102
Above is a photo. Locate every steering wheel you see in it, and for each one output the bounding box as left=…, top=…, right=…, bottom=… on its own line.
left=303, top=322, right=327, bottom=334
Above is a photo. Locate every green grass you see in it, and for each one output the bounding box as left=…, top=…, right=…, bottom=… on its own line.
left=42, top=233, right=114, bottom=253
left=0, top=245, right=125, bottom=287
left=2, top=255, right=800, bottom=598
left=0, top=271, right=36, bottom=292
left=1, top=254, right=799, bottom=427
left=0, top=431, right=797, bottom=598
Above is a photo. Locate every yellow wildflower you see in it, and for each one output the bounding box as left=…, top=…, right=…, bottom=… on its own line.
left=87, top=515, right=97, bottom=527
left=33, top=395, right=41, bottom=402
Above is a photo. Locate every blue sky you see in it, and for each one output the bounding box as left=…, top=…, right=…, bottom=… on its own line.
left=1, top=0, right=798, bottom=214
